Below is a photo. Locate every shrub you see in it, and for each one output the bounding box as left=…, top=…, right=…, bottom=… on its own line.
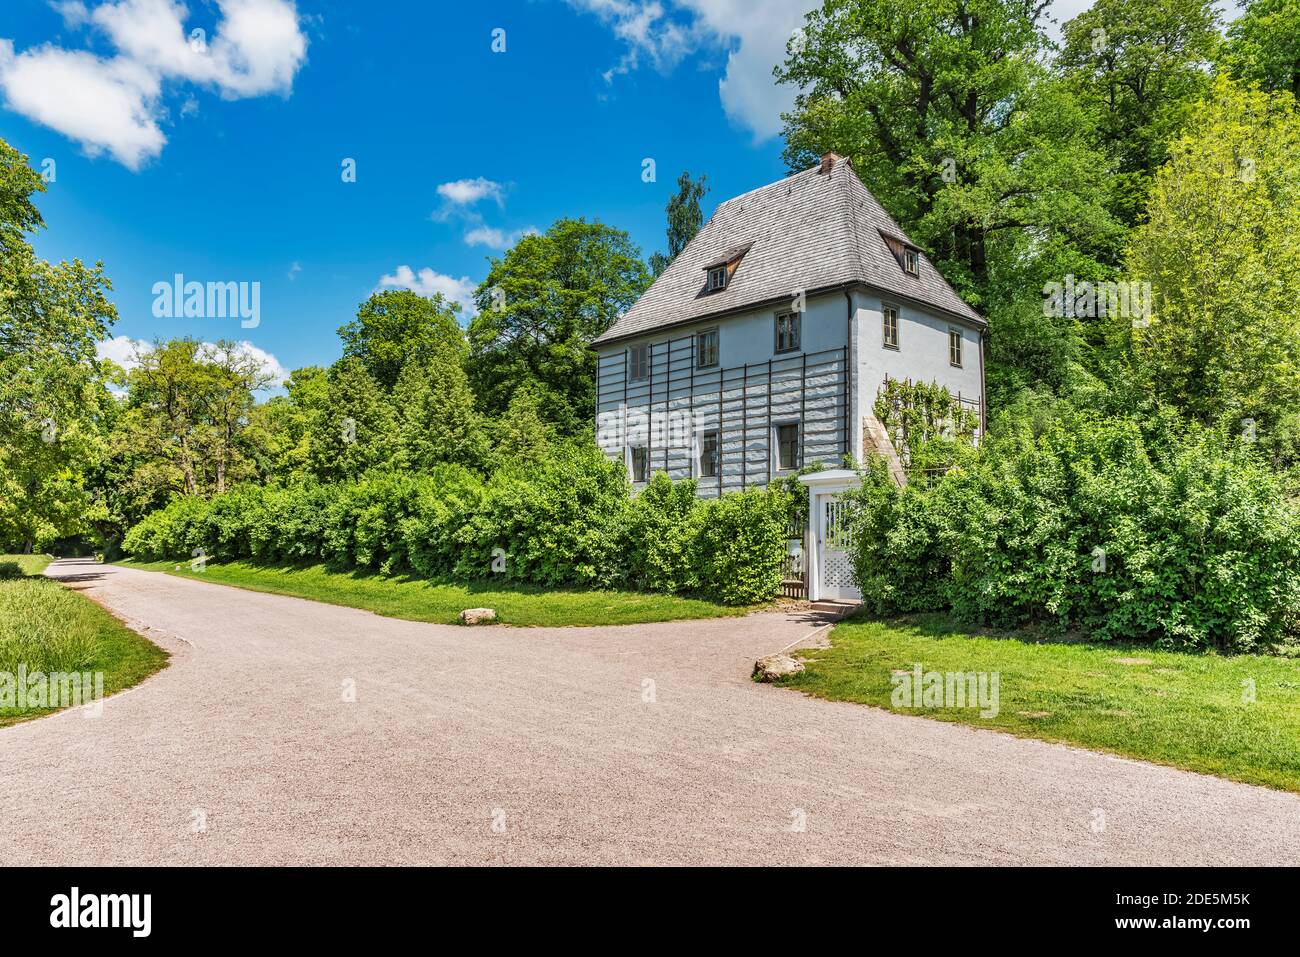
left=692, top=486, right=791, bottom=605
left=847, top=412, right=1300, bottom=652
left=617, top=473, right=701, bottom=593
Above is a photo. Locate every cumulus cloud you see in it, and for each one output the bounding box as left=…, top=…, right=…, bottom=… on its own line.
left=0, top=0, right=308, bottom=168
left=568, top=0, right=819, bottom=142
left=96, top=334, right=288, bottom=389
left=463, top=224, right=539, bottom=250
left=377, top=266, right=478, bottom=317
left=436, top=176, right=505, bottom=207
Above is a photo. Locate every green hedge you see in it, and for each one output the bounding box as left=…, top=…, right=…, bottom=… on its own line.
left=844, top=412, right=1300, bottom=652
left=122, top=443, right=792, bottom=605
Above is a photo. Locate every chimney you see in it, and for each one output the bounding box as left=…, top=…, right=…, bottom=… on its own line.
left=819, top=152, right=843, bottom=174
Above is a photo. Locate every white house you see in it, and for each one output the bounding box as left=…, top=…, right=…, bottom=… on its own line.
left=593, top=152, right=986, bottom=496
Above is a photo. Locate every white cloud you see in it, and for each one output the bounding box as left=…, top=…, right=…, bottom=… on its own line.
left=0, top=41, right=164, bottom=169
left=567, top=0, right=815, bottom=142
left=97, top=334, right=151, bottom=372
left=286, top=260, right=301, bottom=280
left=0, top=0, right=308, bottom=169
left=463, top=224, right=539, bottom=250
left=96, top=334, right=288, bottom=388
left=377, top=265, right=478, bottom=317
left=435, top=176, right=505, bottom=207
left=50, top=1, right=92, bottom=28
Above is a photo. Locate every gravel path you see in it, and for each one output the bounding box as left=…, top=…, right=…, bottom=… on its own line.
left=2, top=558, right=1297, bottom=866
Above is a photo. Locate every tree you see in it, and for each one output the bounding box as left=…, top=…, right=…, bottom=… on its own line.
left=0, top=137, right=116, bottom=551
left=1059, top=0, right=1222, bottom=225
left=486, top=383, right=554, bottom=471
left=392, top=351, right=486, bottom=471
left=338, top=290, right=466, bottom=391
left=776, top=0, right=1121, bottom=306
left=244, top=366, right=327, bottom=482
left=1221, top=0, right=1300, bottom=101
left=467, top=219, right=650, bottom=435
left=1124, top=78, right=1300, bottom=438
left=307, top=358, right=398, bottom=481
left=117, top=338, right=273, bottom=500
left=648, top=172, right=709, bottom=276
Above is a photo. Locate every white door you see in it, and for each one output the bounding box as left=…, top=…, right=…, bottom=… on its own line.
left=818, top=495, right=861, bottom=601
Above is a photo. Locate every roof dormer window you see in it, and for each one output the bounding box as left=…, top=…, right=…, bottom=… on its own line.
left=707, top=266, right=728, bottom=291
left=903, top=247, right=918, bottom=276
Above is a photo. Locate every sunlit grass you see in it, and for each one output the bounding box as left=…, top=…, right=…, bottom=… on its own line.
left=0, top=557, right=169, bottom=728
left=777, top=613, right=1300, bottom=792
left=117, top=558, right=758, bottom=627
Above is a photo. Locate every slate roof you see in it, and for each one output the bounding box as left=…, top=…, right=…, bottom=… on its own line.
left=593, top=155, right=983, bottom=346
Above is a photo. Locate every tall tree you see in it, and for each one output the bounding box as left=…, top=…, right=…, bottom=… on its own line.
left=467, top=218, right=650, bottom=435
left=0, top=138, right=116, bottom=551
left=1221, top=0, right=1300, bottom=101
left=338, top=290, right=466, bottom=391
left=1124, top=78, right=1300, bottom=438
left=776, top=0, right=1120, bottom=307
left=648, top=172, right=709, bottom=276
left=307, top=358, right=398, bottom=481
left=1059, top=0, right=1221, bottom=225
left=392, top=351, right=486, bottom=471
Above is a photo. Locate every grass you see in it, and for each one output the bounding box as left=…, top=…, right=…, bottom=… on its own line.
left=777, top=613, right=1300, bottom=793
left=116, top=558, right=757, bottom=627
left=0, top=555, right=169, bottom=728
left=0, top=553, right=51, bottom=578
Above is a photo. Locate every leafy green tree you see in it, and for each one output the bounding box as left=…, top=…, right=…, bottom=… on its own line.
left=0, top=138, right=116, bottom=551
left=467, top=219, right=650, bottom=434
left=1059, top=0, right=1222, bottom=225
left=648, top=171, right=709, bottom=276
left=339, top=290, right=466, bottom=391
left=392, top=351, right=487, bottom=471
left=1124, top=78, right=1300, bottom=438
left=486, top=383, right=554, bottom=470
left=307, top=358, right=398, bottom=481
left=776, top=0, right=1120, bottom=305
left=1221, top=0, right=1300, bottom=100
left=244, top=365, right=328, bottom=482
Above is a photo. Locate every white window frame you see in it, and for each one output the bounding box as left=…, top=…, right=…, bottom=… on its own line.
left=628, top=446, right=649, bottom=483
left=774, top=310, right=801, bottom=354
left=882, top=303, right=900, bottom=350
left=696, top=429, right=721, bottom=478
left=949, top=327, right=963, bottom=368
left=707, top=266, right=728, bottom=291
left=903, top=247, right=919, bottom=275
left=629, top=344, right=649, bottom=382
left=696, top=328, right=719, bottom=368
left=772, top=420, right=801, bottom=473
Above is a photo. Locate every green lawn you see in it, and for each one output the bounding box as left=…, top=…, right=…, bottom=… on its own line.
left=776, top=614, right=1300, bottom=792
left=0, top=553, right=51, bottom=577
left=117, top=558, right=756, bottom=627
left=0, top=555, right=170, bottom=728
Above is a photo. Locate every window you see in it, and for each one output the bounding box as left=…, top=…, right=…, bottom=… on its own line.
left=629, top=446, right=649, bottom=483
left=775, top=422, right=800, bottom=471
left=903, top=247, right=919, bottom=275
left=774, top=311, right=801, bottom=353
left=949, top=328, right=963, bottom=367
left=707, top=266, right=728, bottom=292
left=629, top=344, right=649, bottom=381
left=696, top=328, right=719, bottom=368
left=699, top=430, right=720, bottom=478
left=882, top=304, right=900, bottom=349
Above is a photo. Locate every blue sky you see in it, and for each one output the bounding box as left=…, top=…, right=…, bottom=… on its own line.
left=0, top=0, right=1221, bottom=382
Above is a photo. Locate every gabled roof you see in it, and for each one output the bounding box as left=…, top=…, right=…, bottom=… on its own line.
left=593, top=155, right=983, bottom=346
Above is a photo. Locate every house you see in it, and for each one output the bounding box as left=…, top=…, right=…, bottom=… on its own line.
left=593, top=152, right=986, bottom=494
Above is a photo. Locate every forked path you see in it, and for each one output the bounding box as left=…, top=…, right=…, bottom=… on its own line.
left=3, top=558, right=1298, bottom=865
